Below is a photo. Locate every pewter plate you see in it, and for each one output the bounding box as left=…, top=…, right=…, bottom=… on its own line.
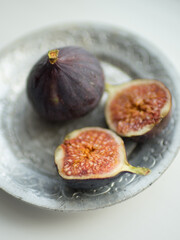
left=0, top=24, right=180, bottom=211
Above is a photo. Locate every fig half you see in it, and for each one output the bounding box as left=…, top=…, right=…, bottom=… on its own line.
left=55, top=127, right=150, bottom=189
left=105, top=79, right=172, bottom=140
left=27, top=46, right=104, bottom=121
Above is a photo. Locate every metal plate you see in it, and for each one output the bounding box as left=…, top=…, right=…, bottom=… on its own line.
left=0, top=24, right=179, bottom=211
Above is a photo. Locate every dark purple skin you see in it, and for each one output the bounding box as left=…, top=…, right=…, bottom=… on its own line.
left=58, top=172, right=123, bottom=190
left=54, top=161, right=124, bottom=190
left=61, top=176, right=118, bottom=190
left=27, top=46, right=104, bottom=121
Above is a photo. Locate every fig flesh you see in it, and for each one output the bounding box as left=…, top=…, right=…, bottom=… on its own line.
left=27, top=47, right=104, bottom=121
left=55, top=127, right=150, bottom=189
left=105, top=79, right=172, bottom=139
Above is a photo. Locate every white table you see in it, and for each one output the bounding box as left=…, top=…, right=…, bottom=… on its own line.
left=0, top=0, right=180, bottom=239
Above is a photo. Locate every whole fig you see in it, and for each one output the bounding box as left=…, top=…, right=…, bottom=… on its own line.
left=27, top=47, right=104, bottom=121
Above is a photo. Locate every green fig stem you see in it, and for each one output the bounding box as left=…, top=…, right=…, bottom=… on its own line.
left=105, top=82, right=115, bottom=93
left=48, top=49, right=59, bottom=64
left=122, top=164, right=150, bottom=176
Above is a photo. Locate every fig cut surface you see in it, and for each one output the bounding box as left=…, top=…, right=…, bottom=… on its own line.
left=105, top=79, right=172, bottom=138
left=55, top=127, right=150, bottom=189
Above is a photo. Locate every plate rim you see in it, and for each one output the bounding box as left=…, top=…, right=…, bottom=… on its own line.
left=0, top=22, right=180, bottom=211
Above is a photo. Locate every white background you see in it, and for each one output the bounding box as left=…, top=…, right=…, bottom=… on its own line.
left=0, top=0, right=180, bottom=239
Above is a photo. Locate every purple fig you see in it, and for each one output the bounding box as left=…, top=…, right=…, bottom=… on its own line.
left=27, top=47, right=104, bottom=121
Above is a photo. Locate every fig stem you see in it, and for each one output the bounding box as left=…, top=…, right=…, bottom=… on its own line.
left=122, top=164, right=150, bottom=176
left=105, top=82, right=119, bottom=94
left=48, top=49, right=59, bottom=64
left=105, top=83, right=114, bottom=93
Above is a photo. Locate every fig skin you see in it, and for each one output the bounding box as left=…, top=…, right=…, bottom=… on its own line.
left=105, top=79, right=172, bottom=141
left=27, top=46, right=104, bottom=121
left=54, top=127, right=150, bottom=189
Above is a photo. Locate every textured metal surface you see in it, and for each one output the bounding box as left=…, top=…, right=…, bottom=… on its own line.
left=0, top=24, right=179, bottom=211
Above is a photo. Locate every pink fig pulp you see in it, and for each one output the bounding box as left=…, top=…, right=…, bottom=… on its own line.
left=105, top=79, right=172, bottom=140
